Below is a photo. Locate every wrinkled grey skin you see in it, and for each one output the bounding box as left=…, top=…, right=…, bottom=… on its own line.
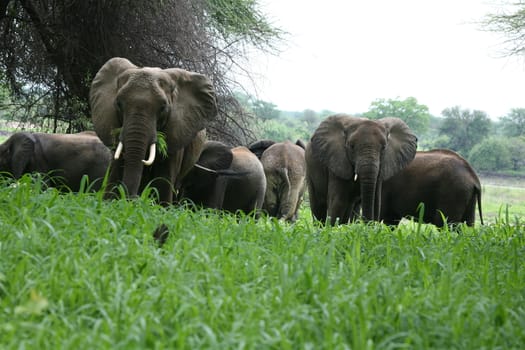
left=180, top=141, right=266, bottom=214
left=89, top=57, right=217, bottom=204
left=381, top=149, right=483, bottom=227
left=306, top=114, right=418, bottom=225
left=249, top=139, right=306, bottom=222
left=0, top=131, right=111, bottom=191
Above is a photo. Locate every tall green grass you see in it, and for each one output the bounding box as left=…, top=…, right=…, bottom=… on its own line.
left=0, top=176, right=524, bottom=349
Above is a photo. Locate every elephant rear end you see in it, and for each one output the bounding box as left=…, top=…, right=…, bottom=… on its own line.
left=223, top=146, right=266, bottom=215
left=261, top=141, right=306, bottom=222
left=381, top=149, right=483, bottom=227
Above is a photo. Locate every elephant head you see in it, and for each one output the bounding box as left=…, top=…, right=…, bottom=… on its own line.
left=0, top=132, right=36, bottom=178
left=248, top=139, right=276, bottom=159
left=307, top=114, right=417, bottom=223
left=89, top=57, right=217, bottom=201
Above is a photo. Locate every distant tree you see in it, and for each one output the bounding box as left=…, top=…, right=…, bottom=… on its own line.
left=469, top=137, right=512, bottom=171
left=251, top=100, right=280, bottom=120
left=504, top=136, right=525, bottom=170
left=438, top=106, right=491, bottom=156
left=363, top=97, right=431, bottom=135
left=499, top=108, right=525, bottom=137
left=0, top=0, right=282, bottom=142
left=300, top=109, right=317, bottom=125
left=483, top=2, right=525, bottom=57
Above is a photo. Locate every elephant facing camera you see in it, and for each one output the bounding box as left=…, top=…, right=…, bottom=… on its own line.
left=306, top=114, right=418, bottom=225
left=89, top=57, right=218, bottom=204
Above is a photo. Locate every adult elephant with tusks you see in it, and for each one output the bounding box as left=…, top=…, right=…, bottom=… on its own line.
left=179, top=141, right=266, bottom=215
left=0, top=131, right=112, bottom=192
left=89, top=57, right=217, bottom=204
left=380, top=149, right=484, bottom=227
left=305, top=114, right=418, bottom=225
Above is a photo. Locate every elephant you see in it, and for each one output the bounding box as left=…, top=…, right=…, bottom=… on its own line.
left=179, top=141, right=266, bottom=215
left=248, top=139, right=306, bottom=222
left=0, top=131, right=112, bottom=191
left=89, top=57, right=217, bottom=204
left=305, top=114, right=418, bottom=225
left=380, top=149, right=484, bottom=227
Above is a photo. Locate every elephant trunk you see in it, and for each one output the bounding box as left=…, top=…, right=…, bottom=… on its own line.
left=358, top=163, right=380, bottom=221
left=119, top=122, right=156, bottom=197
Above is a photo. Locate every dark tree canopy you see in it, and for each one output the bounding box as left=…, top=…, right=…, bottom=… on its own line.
left=0, top=0, right=282, bottom=144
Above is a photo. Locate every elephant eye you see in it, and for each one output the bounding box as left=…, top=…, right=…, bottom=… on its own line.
left=159, top=102, right=170, bottom=116
left=115, top=99, right=123, bottom=112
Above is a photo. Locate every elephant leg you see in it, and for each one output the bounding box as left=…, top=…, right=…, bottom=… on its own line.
left=209, top=176, right=228, bottom=210
left=279, top=177, right=304, bottom=222
left=264, top=188, right=279, bottom=217
left=462, top=189, right=477, bottom=226
left=149, top=158, right=178, bottom=205
left=105, top=159, right=124, bottom=199
left=308, top=179, right=327, bottom=223
left=327, top=173, right=355, bottom=225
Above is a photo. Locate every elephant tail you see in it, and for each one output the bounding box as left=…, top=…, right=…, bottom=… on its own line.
left=476, top=186, right=484, bottom=226
left=277, top=167, right=296, bottom=220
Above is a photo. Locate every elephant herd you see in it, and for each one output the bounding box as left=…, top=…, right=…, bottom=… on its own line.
left=0, top=57, right=484, bottom=227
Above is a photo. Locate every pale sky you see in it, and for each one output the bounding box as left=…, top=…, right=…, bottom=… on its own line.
left=238, top=0, right=525, bottom=119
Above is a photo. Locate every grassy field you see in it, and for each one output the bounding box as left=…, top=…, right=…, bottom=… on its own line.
left=481, top=176, right=525, bottom=224
left=0, top=176, right=524, bottom=349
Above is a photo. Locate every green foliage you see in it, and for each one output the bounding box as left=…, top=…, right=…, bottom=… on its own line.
left=251, top=99, right=280, bottom=120
left=499, top=108, right=525, bottom=137
left=363, top=97, right=431, bottom=135
left=206, top=0, right=283, bottom=46
left=0, top=177, right=524, bottom=348
left=469, top=137, right=512, bottom=171
left=157, top=132, right=169, bottom=159
left=254, top=118, right=310, bottom=142
left=504, top=136, right=525, bottom=170
left=438, top=106, right=491, bottom=156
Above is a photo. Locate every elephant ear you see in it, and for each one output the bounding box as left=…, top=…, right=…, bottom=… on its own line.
left=378, top=117, right=418, bottom=180
left=10, top=132, right=36, bottom=178
left=295, top=139, right=306, bottom=150
left=198, top=141, right=233, bottom=170
left=310, top=114, right=363, bottom=180
left=248, top=139, right=276, bottom=159
left=165, top=69, right=218, bottom=149
left=90, top=57, right=137, bottom=146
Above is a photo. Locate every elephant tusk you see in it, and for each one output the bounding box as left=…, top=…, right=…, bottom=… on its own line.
left=193, top=163, right=218, bottom=174
left=142, top=143, right=156, bottom=166
left=354, top=173, right=358, bottom=182
left=114, top=141, right=123, bottom=160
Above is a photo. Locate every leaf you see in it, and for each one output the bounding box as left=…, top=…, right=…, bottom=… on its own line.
left=157, top=131, right=168, bottom=159
left=14, top=289, right=49, bottom=316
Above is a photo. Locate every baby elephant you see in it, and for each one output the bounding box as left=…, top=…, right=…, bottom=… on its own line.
left=0, top=131, right=112, bottom=191
left=380, top=149, right=483, bottom=227
left=179, top=141, right=266, bottom=215
left=249, top=139, right=307, bottom=222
